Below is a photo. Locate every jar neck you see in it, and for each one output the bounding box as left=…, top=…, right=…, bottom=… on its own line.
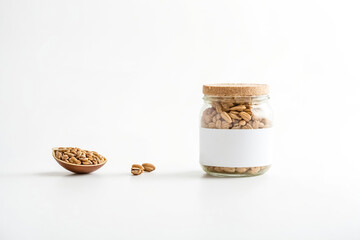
left=203, top=95, right=269, bottom=104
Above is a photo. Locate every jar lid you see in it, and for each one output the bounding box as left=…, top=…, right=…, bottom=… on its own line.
left=203, top=83, right=269, bottom=96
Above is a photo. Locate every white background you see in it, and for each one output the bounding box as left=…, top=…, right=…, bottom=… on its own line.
left=1, top=0, right=360, bottom=239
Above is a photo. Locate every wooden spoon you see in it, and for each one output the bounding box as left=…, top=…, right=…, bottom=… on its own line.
left=52, top=148, right=107, bottom=174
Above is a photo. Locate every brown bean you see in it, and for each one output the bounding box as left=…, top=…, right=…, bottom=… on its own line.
left=131, top=167, right=143, bottom=175
left=142, top=163, right=156, bottom=172
left=54, top=147, right=106, bottom=165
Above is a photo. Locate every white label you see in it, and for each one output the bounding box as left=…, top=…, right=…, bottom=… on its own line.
left=200, top=128, right=273, bottom=167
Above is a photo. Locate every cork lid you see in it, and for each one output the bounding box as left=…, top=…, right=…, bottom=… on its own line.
left=203, top=83, right=269, bottom=96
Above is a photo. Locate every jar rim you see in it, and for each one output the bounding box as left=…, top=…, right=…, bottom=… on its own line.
left=203, top=83, right=269, bottom=96
left=203, top=95, right=269, bottom=103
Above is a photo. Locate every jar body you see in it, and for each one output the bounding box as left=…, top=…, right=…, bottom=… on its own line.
left=200, top=95, right=273, bottom=177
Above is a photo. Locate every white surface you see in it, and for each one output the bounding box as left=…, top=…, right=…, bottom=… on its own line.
left=1, top=0, right=360, bottom=239
left=200, top=128, right=273, bottom=167
left=1, top=169, right=360, bottom=240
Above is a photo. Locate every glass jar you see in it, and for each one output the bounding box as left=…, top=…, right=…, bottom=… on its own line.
left=200, top=84, right=273, bottom=177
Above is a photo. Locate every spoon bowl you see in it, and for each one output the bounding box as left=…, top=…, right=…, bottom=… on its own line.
left=52, top=148, right=107, bottom=174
